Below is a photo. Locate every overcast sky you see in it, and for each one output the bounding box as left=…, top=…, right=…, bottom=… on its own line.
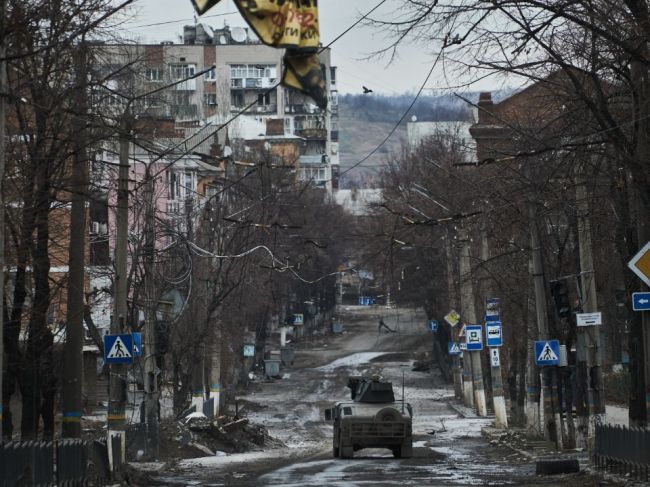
left=119, top=0, right=501, bottom=95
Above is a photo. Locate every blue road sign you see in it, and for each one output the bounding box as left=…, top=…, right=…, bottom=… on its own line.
left=104, top=334, right=133, bottom=364
left=428, top=320, right=438, bottom=332
left=633, top=292, right=650, bottom=311
left=485, top=322, right=503, bottom=347
left=358, top=296, right=373, bottom=306
left=448, top=341, right=462, bottom=356
left=485, top=298, right=500, bottom=322
left=465, top=325, right=483, bottom=351
left=535, top=340, right=560, bottom=366
left=132, top=332, right=142, bottom=357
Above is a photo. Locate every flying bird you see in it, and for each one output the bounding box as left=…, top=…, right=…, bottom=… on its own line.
left=362, top=86, right=373, bottom=94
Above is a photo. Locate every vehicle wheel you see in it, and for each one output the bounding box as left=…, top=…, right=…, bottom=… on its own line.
left=400, top=440, right=413, bottom=459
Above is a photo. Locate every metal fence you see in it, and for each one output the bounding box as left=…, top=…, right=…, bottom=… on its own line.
left=0, top=439, right=110, bottom=487
left=594, top=424, right=650, bottom=481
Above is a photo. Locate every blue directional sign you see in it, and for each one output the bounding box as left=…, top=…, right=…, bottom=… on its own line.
left=448, top=341, right=462, bottom=356
left=104, top=334, right=133, bottom=364
left=485, top=322, right=503, bottom=347
left=428, top=320, right=439, bottom=332
left=132, top=332, right=142, bottom=357
left=633, top=292, right=650, bottom=311
left=465, top=325, right=483, bottom=351
left=535, top=340, right=560, bottom=366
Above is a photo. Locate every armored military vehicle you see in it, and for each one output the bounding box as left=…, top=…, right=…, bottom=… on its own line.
left=324, top=376, right=413, bottom=459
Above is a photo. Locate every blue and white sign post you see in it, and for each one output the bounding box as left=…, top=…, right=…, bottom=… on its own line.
left=448, top=342, right=462, bottom=356
left=484, top=298, right=507, bottom=427
left=465, top=325, right=483, bottom=351
left=428, top=320, right=438, bottom=332
left=633, top=292, right=650, bottom=311
left=535, top=340, right=561, bottom=366
left=104, top=334, right=133, bottom=364
left=485, top=322, right=503, bottom=347
left=132, top=332, right=142, bottom=357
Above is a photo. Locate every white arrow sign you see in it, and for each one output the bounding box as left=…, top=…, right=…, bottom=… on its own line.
left=490, top=348, right=500, bottom=367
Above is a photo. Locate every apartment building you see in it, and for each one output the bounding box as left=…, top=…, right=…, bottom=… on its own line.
left=94, top=23, right=339, bottom=191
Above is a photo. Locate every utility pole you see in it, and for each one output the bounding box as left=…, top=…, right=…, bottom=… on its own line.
left=528, top=201, right=562, bottom=447
left=480, top=227, right=507, bottom=427
left=459, top=227, right=487, bottom=416
left=445, top=228, right=462, bottom=399
left=109, top=115, right=132, bottom=467
left=575, top=165, right=604, bottom=445
left=142, top=166, right=159, bottom=458
left=0, top=0, right=6, bottom=441
left=62, top=42, right=89, bottom=438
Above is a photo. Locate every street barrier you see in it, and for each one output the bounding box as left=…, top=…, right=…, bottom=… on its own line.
left=594, top=424, right=650, bottom=481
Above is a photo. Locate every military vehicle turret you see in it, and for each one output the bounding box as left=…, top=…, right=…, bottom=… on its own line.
left=324, top=376, right=413, bottom=459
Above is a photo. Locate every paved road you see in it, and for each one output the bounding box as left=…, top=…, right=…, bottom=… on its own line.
left=154, top=306, right=620, bottom=486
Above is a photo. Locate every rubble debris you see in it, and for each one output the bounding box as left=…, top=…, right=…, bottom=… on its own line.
left=157, top=414, right=284, bottom=461
left=412, top=360, right=432, bottom=372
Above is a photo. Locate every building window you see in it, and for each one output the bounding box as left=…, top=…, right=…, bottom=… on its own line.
left=205, top=93, right=217, bottom=106
left=183, top=171, right=195, bottom=198
left=257, top=93, right=270, bottom=106
left=171, top=91, right=191, bottom=106
left=230, top=63, right=277, bottom=84
left=204, top=67, right=217, bottom=80
left=231, top=92, right=244, bottom=108
left=170, top=64, right=196, bottom=80
left=300, top=167, right=327, bottom=182
left=168, top=171, right=180, bottom=200
left=145, top=68, right=162, bottom=82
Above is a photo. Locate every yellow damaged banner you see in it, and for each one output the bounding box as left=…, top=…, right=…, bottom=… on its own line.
left=191, top=0, right=221, bottom=15
left=190, top=0, right=326, bottom=108
left=283, top=53, right=327, bottom=108
left=234, top=0, right=319, bottom=52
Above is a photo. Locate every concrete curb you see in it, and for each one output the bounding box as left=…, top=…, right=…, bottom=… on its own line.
left=446, top=400, right=478, bottom=419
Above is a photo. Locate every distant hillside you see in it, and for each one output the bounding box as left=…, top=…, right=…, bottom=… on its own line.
left=338, top=93, right=475, bottom=189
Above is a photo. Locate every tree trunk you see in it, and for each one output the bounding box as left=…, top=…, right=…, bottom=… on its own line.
left=21, top=159, right=52, bottom=439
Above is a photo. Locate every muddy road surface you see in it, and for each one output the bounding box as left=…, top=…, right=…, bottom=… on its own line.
left=152, top=306, right=619, bottom=486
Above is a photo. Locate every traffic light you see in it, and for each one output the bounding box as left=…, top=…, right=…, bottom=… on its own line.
left=549, top=279, right=571, bottom=318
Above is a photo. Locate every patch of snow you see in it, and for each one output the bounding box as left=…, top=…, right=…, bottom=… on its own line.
left=605, top=404, right=628, bottom=427
left=315, top=352, right=387, bottom=371
left=184, top=412, right=207, bottom=423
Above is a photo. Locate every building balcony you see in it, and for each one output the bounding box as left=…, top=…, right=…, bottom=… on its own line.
left=231, top=78, right=277, bottom=89
left=285, top=104, right=321, bottom=114
left=230, top=104, right=277, bottom=114
left=299, top=154, right=328, bottom=165
left=171, top=105, right=198, bottom=120
left=295, top=127, right=327, bottom=140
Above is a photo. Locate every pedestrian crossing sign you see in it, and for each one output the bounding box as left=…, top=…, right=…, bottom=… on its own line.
left=448, top=341, right=462, bottom=356
left=104, top=334, right=133, bottom=364
left=132, top=332, right=142, bottom=357
left=535, top=340, right=560, bottom=366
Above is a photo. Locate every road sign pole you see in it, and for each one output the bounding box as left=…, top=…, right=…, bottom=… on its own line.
left=529, top=202, right=561, bottom=447
left=459, top=230, right=485, bottom=413
left=490, top=347, right=507, bottom=428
